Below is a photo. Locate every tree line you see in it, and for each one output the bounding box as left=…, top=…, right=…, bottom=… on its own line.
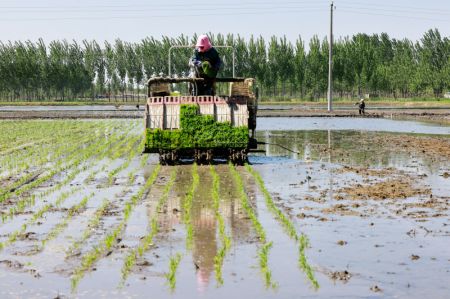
left=0, top=29, right=448, bottom=102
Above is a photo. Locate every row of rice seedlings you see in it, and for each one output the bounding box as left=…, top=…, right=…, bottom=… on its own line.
left=0, top=137, right=52, bottom=157
left=165, top=253, right=182, bottom=291
left=0, top=119, right=98, bottom=155
left=106, top=123, right=140, bottom=161
left=0, top=122, right=89, bottom=188
left=127, top=170, right=136, bottom=185
left=0, top=121, right=92, bottom=184
left=139, top=152, right=149, bottom=168
left=6, top=120, right=130, bottom=191
left=66, top=199, right=111, bottom=256
left=126, top=153, right=149, bottom=185
left=182, top=164, right=199, bottom=250
left=209, top=165, right=232, bottom=286
left=83, top=129, right=140, bottom=185
left=0, top=123, right=90, bottom=191
left=1, top=125, right=132, bottom=222
left=0, top=121, right=80, bottom=153
left=0, top=120, right=78, bottom=155
left=2, top=126, right=130, bottom=222
left=1, top=119, right=128, bottom=179
left=244, top=164, right=319, bottom=289
left=4, top=162, right=90, bottom=222
left=0, top=124, right=115, bottom=204
left=0, top=119, right=83, bottom=143
left=0, top=170, right=43, bottom=197
left=120, top=168, right=177, bottom=283
left=107, top=136, right=144, bottom=185
left=36, top=192, right=95, bottom=251
left=228, top=164, right=276, bottom=289
left=70, top=164, right=162, bottom=291
left=0, top=120, right=111, bottom=177
left=0, top=186, right=82, bottom=251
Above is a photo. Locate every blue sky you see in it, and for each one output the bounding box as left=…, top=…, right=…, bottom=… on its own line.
left=0, top=0, right=449, bottom=43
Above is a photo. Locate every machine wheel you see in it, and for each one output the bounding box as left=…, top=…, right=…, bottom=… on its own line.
left=194, top=149, right=210, bottom=165
left=159, top=150, right=179, bottom=165
left=206, top=149, right=213, bottom=164
left=159, top=150, right=167, bottom=165
left=229, top=149, right=248, bottom=165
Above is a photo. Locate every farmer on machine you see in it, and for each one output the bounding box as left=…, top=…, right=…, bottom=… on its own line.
left=189, top=35, right=222, bottom=95
left=355, top=98, right=366, bottom=115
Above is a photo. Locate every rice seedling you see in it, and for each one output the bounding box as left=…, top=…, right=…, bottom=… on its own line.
left=298, top=234, right=319, bottom=289
left=1, top=124, right=136, bottom=224
left=120, top=168, right=177, bottom=283
left=244, top=164, right=319, bottom=289
left=71, top=164, right=161, bottom=291
left=107, top=136, right=144, bottom=185
left=0, top=128, right=115, bottom=205
left=0, top=186, right=82, bottom=251
left=38, top=192, right=94, bottom=250
left=209, top=165, right=231, bottom=286
left=0, top=120, right=111, bottom=181
left=139, top=153, right=149, bottom=168
left=182, top=163, right=199, bottom=250
left=165, top=253, right=182, bottom=291
left=228, top=163, right=276, bottom=289
left=65, top=198, right=111, bottom=255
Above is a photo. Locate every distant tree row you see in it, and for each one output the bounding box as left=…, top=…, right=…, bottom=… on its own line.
left=0, top=29, right=448, bottom=102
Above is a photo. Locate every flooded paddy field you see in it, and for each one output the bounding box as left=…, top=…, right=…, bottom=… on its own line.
left=0, top=118, right=449, bottom=298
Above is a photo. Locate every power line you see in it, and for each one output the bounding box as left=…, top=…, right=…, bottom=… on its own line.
left=0, top=5, right=327, bottom=14
left=338, top=4, right=450, bottom=17
left=339, top=8, right=450, bottom=23
left=0, top=8, right=327, bottom=22
left=337, top=0, right=450, bottom=14
left=0, top=0, right=328, bottom=10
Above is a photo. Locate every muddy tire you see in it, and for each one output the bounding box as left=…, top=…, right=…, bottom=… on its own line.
left=194, top=149, right=210, bottom=165
left=159, top=150, right=167, bottom=165
left=229, top=149, right=248, bottom=165
left=159, top=150, right=179, bottom=165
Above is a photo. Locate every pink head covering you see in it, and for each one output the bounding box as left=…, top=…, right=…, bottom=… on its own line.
left=196, top=35, right=212, bottom=53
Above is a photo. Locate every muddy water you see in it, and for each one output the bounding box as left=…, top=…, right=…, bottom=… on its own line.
left=250, top=118, right=450, bottom=298
left=0, top=118, right=449, bottom=298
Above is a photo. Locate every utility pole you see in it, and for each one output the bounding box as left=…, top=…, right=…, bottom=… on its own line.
left=327, top=1, right=334, bottom=112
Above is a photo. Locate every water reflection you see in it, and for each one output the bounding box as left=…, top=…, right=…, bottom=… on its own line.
left=164, top=165, right=253, bottom=292
left=255, top=130, right=447, bottom=172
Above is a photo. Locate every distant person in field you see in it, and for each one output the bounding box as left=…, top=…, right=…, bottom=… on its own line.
left=189, top=35, right=222, bottom=96
left=355, top=98, right=366, bottom=115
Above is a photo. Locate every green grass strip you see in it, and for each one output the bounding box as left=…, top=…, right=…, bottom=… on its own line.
left=245, top=164, right=319, bottom=289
